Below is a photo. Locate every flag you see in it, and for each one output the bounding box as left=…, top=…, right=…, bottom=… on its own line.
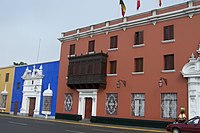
left=137, top=0, right=140, bottom=10
left=159, top=0, right=162, bottom=7
left=120, top=0, right=126, bottom=17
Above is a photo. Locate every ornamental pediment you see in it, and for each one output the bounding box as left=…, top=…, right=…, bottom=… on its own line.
left=22, top=65, right=44, bottom=79
left=182, top=46, right=200, bottom=77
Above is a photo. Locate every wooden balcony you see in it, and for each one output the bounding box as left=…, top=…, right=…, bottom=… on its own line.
left=67, top=52, right=108, bottom=89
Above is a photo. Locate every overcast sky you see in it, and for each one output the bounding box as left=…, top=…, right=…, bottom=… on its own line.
left=0, top=0, right=186, bottom=67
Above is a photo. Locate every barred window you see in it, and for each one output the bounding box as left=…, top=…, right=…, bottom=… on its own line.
left=0, top=94, right=7, bottom=109
left=161, top=93, right=177, bottom=119
left=42, top=96, right=52, bottom=112
left=106, top=93, right=118, bottom=115
left=64, top=93, right=73, bottom=112
left=131, top=93, right=145, bottom=117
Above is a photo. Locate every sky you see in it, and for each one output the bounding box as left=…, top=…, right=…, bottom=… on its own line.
left=0, top=0, right=187, bottom=67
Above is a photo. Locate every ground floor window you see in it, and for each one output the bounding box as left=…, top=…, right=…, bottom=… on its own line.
left=131, top=93, right=145, bottom=117
left=64, top=93, right=73, bottom=112
left=0, top=94, right=7, bottom=109
left=106, top=93, right=118, bottom=115
left=42, top=96, right=52, bottom=112
left=161, top=93, right=177, bottom=119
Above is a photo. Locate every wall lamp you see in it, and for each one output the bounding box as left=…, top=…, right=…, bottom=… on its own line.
left=116, top=79, right=126, bottom=88
left=159, top=77, right=167, bottom=87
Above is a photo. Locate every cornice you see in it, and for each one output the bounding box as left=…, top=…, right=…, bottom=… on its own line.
left=58, top=3, right=200, bottom=43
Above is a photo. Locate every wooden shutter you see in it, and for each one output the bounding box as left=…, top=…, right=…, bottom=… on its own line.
left=164, top=54, right=174, bottom=70
left=88, top=40, right=95, bottom=52
left=69, top=44, right=75, bottom=55
left=110, top=36, right=118, bottom=49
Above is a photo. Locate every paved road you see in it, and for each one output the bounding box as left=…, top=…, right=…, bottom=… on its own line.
left=0, top=114, right=167, bottom=133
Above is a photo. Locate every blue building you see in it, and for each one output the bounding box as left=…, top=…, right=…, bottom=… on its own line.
left=10, top=61, right=59, bottom=118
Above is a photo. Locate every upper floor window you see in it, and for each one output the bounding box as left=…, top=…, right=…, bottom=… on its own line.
left=69, top=44, right=75, bottom=55
left=135, top=31, right=144, bottom=45
left=88, top=40, right=95, bottom=53
left=110, top=36, right=118, bottom=49
left=164, top=25, right=174, bottom=41
left=164, top=54, right=174, bottom=70
left=135, top=58, right=143, bottom=72
left=110, top=60, right=117, bottom=74
left=17, top=82, right=20, bottom=90
left=5, top=73, right=9, bottom=82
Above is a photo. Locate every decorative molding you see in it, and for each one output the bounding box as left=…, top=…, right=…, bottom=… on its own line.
left=132, top=72, right=144, bottom=75
left=58, top=4, right=200, bottom=42
left=132, top=44, right=145, bottom=48
left=161, top=70, right=176, bottom=73
left=161, top=39, right=175, bottom=44
left=107, top=74, right=117, bottom=77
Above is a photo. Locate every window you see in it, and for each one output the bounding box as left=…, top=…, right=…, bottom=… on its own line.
left=110, top=36, right=118, bottom=49
left=164, top=25, right=174, bottom=40
left=0, top=94, right=7, bottom=109
left=164, top=54, right=174, bottom=70
left=161, top=93, right=177, bottom=119
left=69, top=44, right=75, bottom=55
left=64, top=93, right=73, bottom=112
left=135, top=31, right=144, bottom=45
left=110, top=60, right=117, bottom=74
left=5, top=73, right=9, bottom=82
left=88, top=40, right=95, bottom=53
left=42, top=96, right=52, bottom=112
left=17, top=82, right=20, bottom=90
left=106, top=93, right=118, bottom=115
left=131, top=93, right=145, bottom=117
left=135, top=58, right=143, bottom=72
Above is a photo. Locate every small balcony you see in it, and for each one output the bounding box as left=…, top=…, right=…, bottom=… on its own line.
left=67, top=52, right=108, bottom=89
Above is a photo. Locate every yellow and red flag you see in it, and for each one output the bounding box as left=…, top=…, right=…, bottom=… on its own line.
left=137, top=0, right=140, bottom=10
left=120, top=0, right=126, bottom=17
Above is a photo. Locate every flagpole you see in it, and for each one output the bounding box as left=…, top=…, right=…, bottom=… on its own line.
left=36, top=38, right=41, bottom=62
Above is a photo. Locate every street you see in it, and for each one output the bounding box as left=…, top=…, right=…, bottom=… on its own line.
left=0, top=115, right=166, bottom=133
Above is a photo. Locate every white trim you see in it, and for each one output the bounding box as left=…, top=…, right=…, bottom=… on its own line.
left=77, top=89, right=98, bottom=119
left=161, top=70, right=176, bottom=73
left=161, top=39, right=175, bottom=44
left=132, top=72, right=144, bottom=75
left=108, top=48, right=118, bottom=52
left=132, top=44, right=145, bottom=48
left=107, top=74, right=117, bottom=77
left=67, top=54, right=75, bottom=58
left=59, top=3, right=200, bottom=42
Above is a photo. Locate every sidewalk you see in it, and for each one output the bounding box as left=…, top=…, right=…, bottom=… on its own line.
left=0, top=113, right=167, bottom=133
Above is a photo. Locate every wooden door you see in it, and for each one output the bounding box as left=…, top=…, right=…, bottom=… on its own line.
left=28, top=98, right=36, bottom=117
left=85, top=98, right=92, bottom=119
left=14, top=101, right=18, bottom=115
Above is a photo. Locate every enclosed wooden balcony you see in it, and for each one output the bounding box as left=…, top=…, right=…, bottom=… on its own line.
left=67, top=52, right=108, bottom=89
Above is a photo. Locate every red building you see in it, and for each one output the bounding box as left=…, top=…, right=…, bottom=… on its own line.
left=56, top=0, right=200, bottom=128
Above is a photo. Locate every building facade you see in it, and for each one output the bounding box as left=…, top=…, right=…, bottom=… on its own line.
left=10, top=61, right=59, bottom=118
left=0, top=66, right=15, bottom=113
left=56, top=0, right=200, bottom=127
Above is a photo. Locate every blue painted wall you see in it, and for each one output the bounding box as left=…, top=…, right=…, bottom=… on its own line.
left=10, top=61, right=59, bottom=116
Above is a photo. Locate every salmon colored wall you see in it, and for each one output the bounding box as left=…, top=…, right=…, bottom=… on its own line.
left=57, top=3, right=200, bottom=121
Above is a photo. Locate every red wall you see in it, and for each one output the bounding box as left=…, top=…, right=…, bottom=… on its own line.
left=56, top=2, right=200, bottom=122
